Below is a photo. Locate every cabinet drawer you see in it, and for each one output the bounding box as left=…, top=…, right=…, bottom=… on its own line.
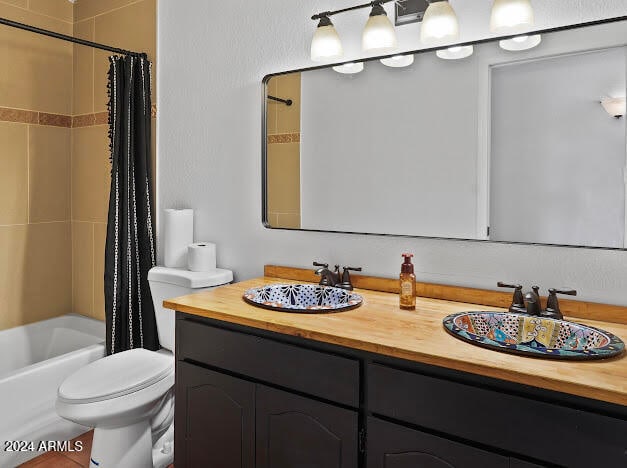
left=177, top=318, right=360, bottom=407
left=368, top=363, right=627, bottom=467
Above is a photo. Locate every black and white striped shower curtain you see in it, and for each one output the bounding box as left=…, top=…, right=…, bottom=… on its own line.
left=104, top=54, right=159, bottom=354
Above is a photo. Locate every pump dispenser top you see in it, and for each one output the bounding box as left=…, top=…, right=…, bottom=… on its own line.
left=401, top=253, right=414, bottom=274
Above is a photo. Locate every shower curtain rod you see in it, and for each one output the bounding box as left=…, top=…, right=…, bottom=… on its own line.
left=0, top=16, right=145, bottom=57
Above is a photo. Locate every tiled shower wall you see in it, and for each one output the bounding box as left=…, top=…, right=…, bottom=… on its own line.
left=0, top=0, right=73, bottom=330
left=0, top=0, right=156, bottom=330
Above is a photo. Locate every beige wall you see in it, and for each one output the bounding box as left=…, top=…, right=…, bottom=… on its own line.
left=0, top=0, right=73, bottom=330
left=266, top=73, right=301, bottom=229
left=0, top=0, right=156, bottom=330
left=71, top=0, right=157, bottom=322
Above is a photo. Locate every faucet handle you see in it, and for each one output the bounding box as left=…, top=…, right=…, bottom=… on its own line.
left=497, top=281, right=522, bottom=290
left=343, top=266, right=362, bottom=274
left=313, top=261, right=329, bottom=268
left=497, top=282, right=525, bottom=313
left=542, top=288, right=577, bottom=320
left=337, top=266, right=362, bottom=291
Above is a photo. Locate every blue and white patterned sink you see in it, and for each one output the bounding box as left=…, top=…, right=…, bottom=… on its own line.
left=443, top=311, right=625, bottom=360
left=243, top=284, right=362, bottom=313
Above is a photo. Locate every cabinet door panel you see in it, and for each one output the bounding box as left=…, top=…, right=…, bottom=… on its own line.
left=367, top=417, right=508, bottom=468
left=175, top=361, right=254, bottom=468
left=256, top=385, right=359, bottom=468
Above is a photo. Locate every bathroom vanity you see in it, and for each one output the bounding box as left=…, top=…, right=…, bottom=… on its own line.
left=166, top=268, right=627, bottom=468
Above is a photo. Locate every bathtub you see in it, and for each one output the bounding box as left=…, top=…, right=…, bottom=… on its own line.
left=0, top=314, right=105, bottom=466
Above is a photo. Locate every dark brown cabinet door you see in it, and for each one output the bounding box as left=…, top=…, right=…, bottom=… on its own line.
left=256, top=385, right=359, bottom=468
left=367, top=418, right=508, bottom=468
left=175, top=361, right=255, bottom=468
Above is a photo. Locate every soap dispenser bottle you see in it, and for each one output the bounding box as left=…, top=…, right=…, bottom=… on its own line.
left=400, top=253, right=416, bottom=310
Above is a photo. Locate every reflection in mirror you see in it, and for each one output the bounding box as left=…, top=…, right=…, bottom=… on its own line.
left=266, top=73, right=302, bottom=229
left=264, top=19, right=627, bottom=249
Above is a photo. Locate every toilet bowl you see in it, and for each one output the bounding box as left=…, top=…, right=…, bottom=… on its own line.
left=56, top=266, right=233, bottom=468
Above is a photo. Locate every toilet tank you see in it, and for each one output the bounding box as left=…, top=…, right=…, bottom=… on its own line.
left=147, top=267, right=233, bottom=351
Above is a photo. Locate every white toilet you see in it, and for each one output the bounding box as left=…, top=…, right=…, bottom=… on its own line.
left=56, top=266, right=233, bottom=468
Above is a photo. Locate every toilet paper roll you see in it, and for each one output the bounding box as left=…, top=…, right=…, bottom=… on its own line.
left=187, top=242, right=217, bottom=272
left=163, top=209, right=194, bottom=268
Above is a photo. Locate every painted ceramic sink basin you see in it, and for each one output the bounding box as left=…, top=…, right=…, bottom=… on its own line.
left=243, top=284, right=362, bottom=313
left=443, top=311, right=624, bottom=360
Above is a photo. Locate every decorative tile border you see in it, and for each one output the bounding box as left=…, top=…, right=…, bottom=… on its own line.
left=39, top=113, right=72, bottom=127
left=72, top=112, right=108, bottom=128
left=0, top=105, right=157, bottom=128
left=0, top=107, right=38, bottom=124
left=268, top=132, right=300, bottom=144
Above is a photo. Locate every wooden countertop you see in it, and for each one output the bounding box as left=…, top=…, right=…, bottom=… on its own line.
left=164, top=277, right=627, bottom=407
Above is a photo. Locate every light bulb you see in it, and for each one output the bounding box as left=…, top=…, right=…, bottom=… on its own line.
left=380, top=54, right=415, bottom=68
left=499, top=34, right=541, bottom=51
left=362, top=3, right=398, bottom=53
left=601, top=97, right=626, bottom=118
left=333, top=62, right=365, bottom=74
left=436, top=45, right=474, bottom=60
left=490, top=0, right=534, bottom=33
left=420, top=1, right=459, bottom=45
left=311, top=16, right=343, bottom=62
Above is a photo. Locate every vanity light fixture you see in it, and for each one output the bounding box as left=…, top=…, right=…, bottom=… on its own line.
left=311, top=1, right=400, bottom=61
left=362, top=2, right=398, bottom=53
left=436, top=45, right=473, bottom=60
left=499, top=34, right=541, bottom=51
left=380, top=54, right=415, bottom=67
left=333, top=62, right=365, bottom=74
left=490, top=0, right=534, bottom=33
left=311, top=15, right=344, bottom=62
left=600, top=97, right=626, bottom=118
left=420, top=0, right=459, bottom=45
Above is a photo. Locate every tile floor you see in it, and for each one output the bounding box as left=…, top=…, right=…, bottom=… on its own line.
left=19, top=431, right=92, bottom=467
left=19, top=431, right=174, bottom=467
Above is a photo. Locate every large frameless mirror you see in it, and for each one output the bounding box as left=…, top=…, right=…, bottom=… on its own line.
left=263, top=18, right=627, bottom=249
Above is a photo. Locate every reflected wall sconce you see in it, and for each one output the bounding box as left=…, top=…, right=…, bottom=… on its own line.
left=333, top=62, right=365, bottom=74
left=436, top=45, right=473, bottom=60
left=380, top=53, right=415, bottom=67
left=499, top=34, right=541, bottom=51
left=600, top=97, right=626, bottom=118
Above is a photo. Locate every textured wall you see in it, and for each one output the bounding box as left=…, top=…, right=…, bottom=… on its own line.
left=157, top=0, right=627, bottom=306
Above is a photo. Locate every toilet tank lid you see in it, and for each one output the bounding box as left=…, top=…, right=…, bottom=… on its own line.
left=148, top=266, right=233, bottom=288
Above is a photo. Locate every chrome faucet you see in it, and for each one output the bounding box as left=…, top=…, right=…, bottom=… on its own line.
left=313, top=262, right=362, bottom=291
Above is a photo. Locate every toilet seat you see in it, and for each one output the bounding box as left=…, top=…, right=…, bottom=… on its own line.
left=58, top=348, right=174, bottom=404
